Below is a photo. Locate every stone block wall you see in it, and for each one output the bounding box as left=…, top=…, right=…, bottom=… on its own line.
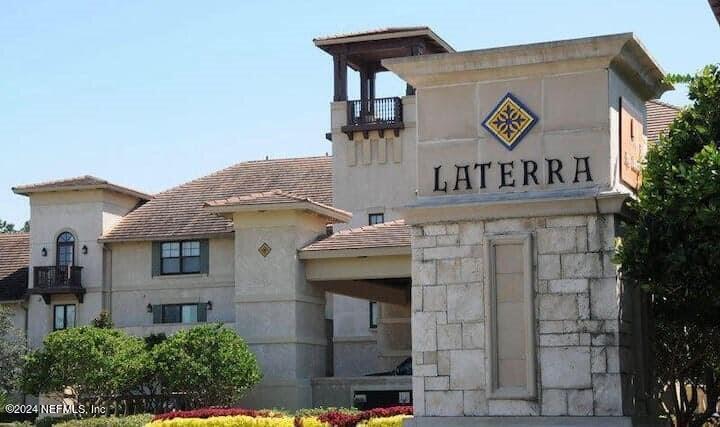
left=410, top=215, right=644, bottom=418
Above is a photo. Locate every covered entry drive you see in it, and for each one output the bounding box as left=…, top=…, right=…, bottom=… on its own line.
left=300, top=220, right=413, bottom=408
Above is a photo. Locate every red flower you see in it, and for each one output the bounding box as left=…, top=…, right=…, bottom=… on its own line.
left=152, top=405, right=413, bottom=425
left=317, top=406, right=412, bottom=427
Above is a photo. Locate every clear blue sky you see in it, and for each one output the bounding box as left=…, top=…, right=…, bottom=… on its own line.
left=1, top=1, right=718, bottom=226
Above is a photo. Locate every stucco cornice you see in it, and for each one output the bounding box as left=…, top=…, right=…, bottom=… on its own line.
left=298, top=245, right=410, bottom=260
left=399, top=188, right=631, bottom=225
left=383, top=33, right=671, bottom=99
left=13, top=183, right=152, bottom=201
left=205, top=201, right=351, bottom=224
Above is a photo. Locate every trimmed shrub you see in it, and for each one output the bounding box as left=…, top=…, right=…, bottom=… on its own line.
left=150, top=406, right=413, bottom=427
left=153, top=409, right=280, bottom=422
left=292, top=408, right=357, bottom=418
left=151, top=415, right=297, bottom=426
left=317, top=406, right=412, bottom=427
left=152, top=324, right=262, bottom=408
left=34, top=415, right=75, bottom=427
left=358, top=415, right=411, bottom=427
left=53, top=414, right=152, bottom=427
left=31, top=415, right=151, bottom=427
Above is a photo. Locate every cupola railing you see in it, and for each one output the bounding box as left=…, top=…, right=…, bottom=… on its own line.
left=343, top=97, right=403, bottom=139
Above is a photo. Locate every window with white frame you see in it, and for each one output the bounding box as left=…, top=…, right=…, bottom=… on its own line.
left=160, top=241, right=200, bottom=274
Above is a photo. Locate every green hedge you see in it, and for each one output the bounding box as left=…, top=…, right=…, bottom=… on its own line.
left=35, top=414, right=151, bottom=427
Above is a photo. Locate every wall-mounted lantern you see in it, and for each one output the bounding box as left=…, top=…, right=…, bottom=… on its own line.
left=207, top=301, right=213, bottom=311
left=82, top=245, right=88, bottom=254
left=41, top=248, right=47, bottom=257
left=146, top=304, right=153, bottom=313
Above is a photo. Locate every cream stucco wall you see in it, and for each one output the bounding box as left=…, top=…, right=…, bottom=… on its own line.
left=231, top=210, right=329, bottom=409
left=109, top=238, right=235, bottom=335
left=26, top=189, right=141, bottom=348
left=332, top=294, right=380, bottom=376
left=328, top=96, right=417, bottom=376
left=331, top=96, right=418, bottom=228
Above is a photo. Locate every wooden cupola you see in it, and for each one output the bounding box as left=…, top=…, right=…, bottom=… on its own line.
left=314, top=27, right=453, bottom=139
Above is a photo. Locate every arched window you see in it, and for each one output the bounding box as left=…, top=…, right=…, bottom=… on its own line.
left=56, top=232, right=75, bottom=267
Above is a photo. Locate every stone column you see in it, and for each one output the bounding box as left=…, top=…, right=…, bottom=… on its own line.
left=407, top=213, right=651, bottom=426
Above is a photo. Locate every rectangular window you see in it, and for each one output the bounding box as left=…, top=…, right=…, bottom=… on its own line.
left=368, top=213, right=384, bottom=225
left=484, top=233, right=535, bottom=399
left=53, top=304, right=76, bottom=331
left=181, top=304, right=198, bottom=324
left=369, top=301, right=378, bottom=329
left=160, top=241, right=200, bottom=275
left=162, top=304, right=181, bottom=323
left=154, top=303, right=206, bottom=324
left=181, top=241, right=200, bottom=273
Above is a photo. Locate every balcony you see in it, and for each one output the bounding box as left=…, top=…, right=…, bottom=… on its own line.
left=31, top=266, right=85, bottom=304
left=342, top=97, right=404, bottom=139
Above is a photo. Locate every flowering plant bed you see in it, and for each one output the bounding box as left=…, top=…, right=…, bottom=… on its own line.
left=152, top=408, right=280, bottom=421
left=148, top=406, right=412, bottom=427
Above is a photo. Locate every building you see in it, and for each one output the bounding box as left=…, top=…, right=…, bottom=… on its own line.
left=0, top=28, right=682, bottom=425
left=710, top=0, right=720, bottom=25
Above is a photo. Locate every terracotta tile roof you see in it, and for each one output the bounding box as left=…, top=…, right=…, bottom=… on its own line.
left=101, top=156, right=333, bottom=242
left=646, top=100, right=680, bottom=142
left=300, top=220, right=410, bottom=253
left=206, top=189, right=325, bottom=207
left=0, top=233, right=29, bottom=301
left=205, top=189, right=351, bottom=223
left=13, top=175, right=152, bottom=201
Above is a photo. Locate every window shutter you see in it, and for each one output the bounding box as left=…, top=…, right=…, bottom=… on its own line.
left=151, top=242, right=162, bottom=277
left=152, top=305, right=162, bottom=324
left=200, top=240, right=209, bottom=274
left=198, top=303, right=208, bottom=322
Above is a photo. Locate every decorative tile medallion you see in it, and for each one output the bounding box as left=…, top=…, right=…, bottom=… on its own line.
left=482, top=93, right=538, bottom=150
left=258, top=242, right=271, bottom=257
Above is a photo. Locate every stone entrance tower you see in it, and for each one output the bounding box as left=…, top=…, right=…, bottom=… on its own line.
left=382, top=34, right=671, bottom=426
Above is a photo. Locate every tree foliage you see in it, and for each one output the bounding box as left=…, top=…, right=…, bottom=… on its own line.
left=152, top=323, right=262, bottom=407
left=20, top=326, right=150, bottom=403
left=617, top=64, right=720, bottom=427
left=0, top=219, right=16, bottom=233
left=20, top=323, right=262, bottom=413
left=0, top=219, right=29, bottom=233
left=0, top=305, right=26, bottom=404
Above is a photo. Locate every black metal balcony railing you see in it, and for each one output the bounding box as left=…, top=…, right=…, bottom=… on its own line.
left=34, top=265, right=83, bottom=289
left=343, top=97, right=404, bottom=138
left=347, top=97, right=403, bottom=126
